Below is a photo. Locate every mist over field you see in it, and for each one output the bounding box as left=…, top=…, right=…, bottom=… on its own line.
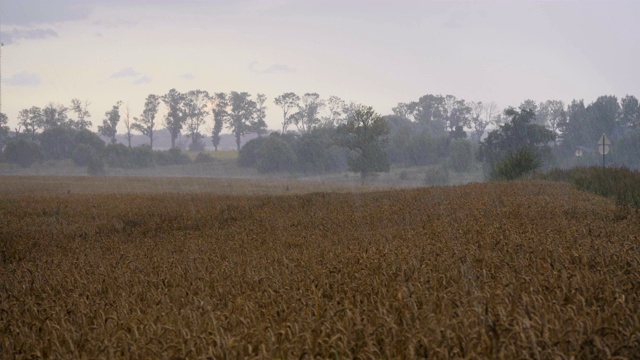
left=2, top=1, right=640, bottom=358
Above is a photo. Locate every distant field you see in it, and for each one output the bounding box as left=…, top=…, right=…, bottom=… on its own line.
left=2, top=179, right=639, bottom=358
left=0, top=175, right=388, bottom=196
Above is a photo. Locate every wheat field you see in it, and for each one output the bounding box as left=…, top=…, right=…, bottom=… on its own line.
left=1, top=177, right=639, bottom=358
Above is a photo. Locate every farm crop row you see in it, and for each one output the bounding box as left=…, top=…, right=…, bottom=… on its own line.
left=1, top=180, right=639, bottom=358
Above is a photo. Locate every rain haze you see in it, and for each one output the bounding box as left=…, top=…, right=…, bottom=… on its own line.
left=4, top=2, right=640, bottom=358
left=2, top=0, right=639, bottom=132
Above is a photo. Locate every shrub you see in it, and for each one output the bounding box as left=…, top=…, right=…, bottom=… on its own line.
left=72, top=144, right=97, bottom=167
left=104, top=143, right=133, bottom=168
left=541, top=166, right=640, bottom=208
left=449, top=138, right=473, bottom=173
left=130, top=145, right=154, bottom=168
left=154, top=147, right=191, bottom=166
left=40, top=126, right=77, bottom=160
left=195, top=152, right=216, bottom=164
left=490, top=147, right=542, bottom=181
left=256, top=136, right=296, bottom=173
left=238, top=137, right=267, bottom=167
left=3, top=138, right=43, bottom=168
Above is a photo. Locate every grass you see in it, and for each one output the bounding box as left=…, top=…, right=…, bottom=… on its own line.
left=540, top=166, right=640, bottom=209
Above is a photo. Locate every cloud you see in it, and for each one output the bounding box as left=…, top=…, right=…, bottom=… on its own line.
left=249, top=62, right=296, bottom=74
left=0, top=28, right=59, bottom=45
left=5, top=72, right=42, bottom=86
left=92, top=19, right=138, bottom=29
left=0, top=0, right=93, bottom=26
left=134, top=76, right=152, bottom=85
left=182, top=73, right=195, bottom=80
left=111, top=67, right=139, bottom=78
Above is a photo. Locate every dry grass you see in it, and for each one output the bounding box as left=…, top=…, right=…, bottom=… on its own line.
left=1, top=178, right=639, bottom=358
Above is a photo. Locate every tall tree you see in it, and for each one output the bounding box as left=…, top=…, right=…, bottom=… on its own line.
left=226, top=91, right=255, bottom=151
left=249, top=93, right=268, bottom=136
left=133, top=94, right=161, bottom=149
left=479, top=107, right=555, bottom=169
left=619, top=95, right=640, bottom=127
left=17, top=106, right=43, bottom=141
left=211, top=92, right=228, bottom=151
left=294, top=93, right=324, bottom=133
left=42, top=103, right=69, bottom=130
left=443, top=95, right=471, bottom=132
left=0, top=113, right=9, bottom=148
left=537, top=100, right=567, bottom=145
left=122, top=104, right=134, bottom=148
left=323, top=95, right=346, bottom=127
left=469, top=101, right=498, bottom=142
left=336, top=104, right=390, bottom=179
left=519, top=99, right=538, bottom=113
left=396, top=94, right=447, bottom=136
left=183, top=89, right=210, bottom=151
left=588, top=95, right=619, bottom=140
left=274, top=92, right=300, bottom=133
left=70, top=99, right=92, bottom=130
left=162, top=89, right=187, bottom=149
left=98, top=101, right=122, bottom=144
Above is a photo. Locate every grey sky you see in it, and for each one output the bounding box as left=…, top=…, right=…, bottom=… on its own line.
left=1, top=0, right=639, bottom=132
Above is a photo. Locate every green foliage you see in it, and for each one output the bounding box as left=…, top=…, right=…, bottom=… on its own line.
left=195, top=152, right=216, bottom=164
left=336, top=104, right=390, bottom=178
left=98, top=101, right=122, bottom=144
left=103, top=144, right=155, bottom=169
left=611, top=128, right=640, bottom=168
left=293, top=128, right=347, bottom=174
left=541, top=166, right=640, bottom=208
left=406, top=131, right=442, bottom=166
left=479, top=107, right=554, bottom=175
left=3, top=138, right=43, bottom=168
left=0, top=113, right=9, bottom=148
left=154, top=147, right=192, bottom=166
left=490, top=147, right=542, bottom=181
left=256, top=136, right=296, bottom=173
left=71, top=144, right=97, bottom=167
left=74, top=129, right=105, bottom=152
left=40, top=126, right=77, bottom=160
left=424, top=166, right=450, bottom=186
left=449, top=138, right=473, bottom=173
left=237, top=137, right=267, bottom=167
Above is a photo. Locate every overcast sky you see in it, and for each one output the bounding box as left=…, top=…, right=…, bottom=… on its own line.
left=1, top=0, right=639, bottom=133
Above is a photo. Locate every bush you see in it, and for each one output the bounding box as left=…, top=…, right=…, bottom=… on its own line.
left=424, top=166, right=450, bottom=186
left=449, top=138, right=473, bottom=173
left=40, top=126, right=77, bottom=160
left=72, top=144, right=97, bottom=167
left=104, top=143, right=133, bottom=168
left=130, top=145, right=154, bottom=168
left=491, top=147, right=542, bottom=181
left=154, top=147, right=191, bottom=166
left=238, top=137, right=267, bottom=167
left=256, top=136, right=296, bottom=173
left=188, top=140, right=205, bottom=152
left=74, top=129, right=105, bottom=152
left=195, top=152, right=216, bottom=164
left=541, top=166, right=640, bottom=208
left=3, top=138, right=43, bottom=168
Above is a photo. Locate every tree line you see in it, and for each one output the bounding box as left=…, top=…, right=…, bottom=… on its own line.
left=1, top=90, right=639, bottom=179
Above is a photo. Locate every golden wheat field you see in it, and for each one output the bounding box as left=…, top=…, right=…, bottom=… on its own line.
left=1, top=176, right=640, bottom=359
